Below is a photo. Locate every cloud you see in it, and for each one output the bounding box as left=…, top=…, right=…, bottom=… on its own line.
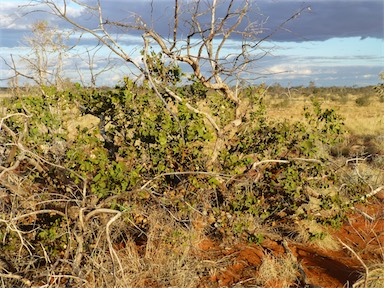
left=256, top=0, right=383, bottom=41
left=85, top=0, right=383, bottom=42
left=1, top=0, right=382, bottom=48
left=255, top=53, right=383, bottom=86
left=0, top=2, right=27, bottom=30
left=268, top=64, right=313, bottom=76
left=63, top=5, right=85, bottom=18
left=0, top=0, right=382, bottom=87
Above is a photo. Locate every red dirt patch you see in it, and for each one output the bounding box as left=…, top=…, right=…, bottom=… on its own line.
left=195, top=201, right=384, bottom=287
left=293, top=245, right=361, bottom=287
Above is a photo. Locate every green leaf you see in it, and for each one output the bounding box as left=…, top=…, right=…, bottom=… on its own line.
left=93, top=173, right=102, bottom=182
left=158, top=134, right=167, bottom=146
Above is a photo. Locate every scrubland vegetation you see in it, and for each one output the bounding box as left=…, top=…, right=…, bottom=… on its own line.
left=1, top=0, right=383, bottom=286
left=0, top=83, right=383, bottom=287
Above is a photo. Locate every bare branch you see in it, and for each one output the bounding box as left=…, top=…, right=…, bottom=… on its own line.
left=170, top=0, right=179, bottom=51
left=41, top=0, right=143, bottom=72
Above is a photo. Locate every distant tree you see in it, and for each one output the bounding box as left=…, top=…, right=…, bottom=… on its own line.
left=374, top=72, right=384, bottom=102
left=20, top=21, right=69, bottom=92
left=2, top=20, right=70, bottom=94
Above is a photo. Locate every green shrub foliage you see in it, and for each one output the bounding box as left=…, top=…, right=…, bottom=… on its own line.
left=0, top=80, right=349, bottom=261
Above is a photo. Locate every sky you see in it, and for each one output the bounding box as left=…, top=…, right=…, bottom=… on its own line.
left=0, top=0, right=383, bottom=87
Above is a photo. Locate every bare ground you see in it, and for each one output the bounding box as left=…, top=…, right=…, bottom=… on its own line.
left=194, top=200, right=384, bottom=288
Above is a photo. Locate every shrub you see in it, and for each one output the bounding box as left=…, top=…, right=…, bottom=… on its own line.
left=355, top=95, right=371, bottom=106
left=374, top=83, right=384, bottom=102
left=0, top=82, right=354, bottom=286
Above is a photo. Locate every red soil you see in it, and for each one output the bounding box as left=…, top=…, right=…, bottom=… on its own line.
left=196, top=201, right=384, bottom=288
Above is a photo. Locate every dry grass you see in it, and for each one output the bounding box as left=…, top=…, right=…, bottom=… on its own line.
left=353, top=266, right=384, bottom=288
left=118, top=214, right=212, bottom=287
left=266, top=96, right=384, bottom=137
left=294, top=219, right=341, bottom=251
left=0, top=201, right=210, bottom=287
left=81, top=211, right=206, bottom=288
left=256, top=254, right=298, bottom=287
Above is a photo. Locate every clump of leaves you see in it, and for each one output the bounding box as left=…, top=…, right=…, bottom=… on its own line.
left=215, top=98, right=346, bottom=238
left=67, top=78, right=213, bottom=198
left=374, top=83, right=384, bottom=102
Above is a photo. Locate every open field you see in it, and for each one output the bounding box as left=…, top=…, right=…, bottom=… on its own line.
left=0, top=85, right=383, bottom=287
left=266, top=96, right=384, bottom=137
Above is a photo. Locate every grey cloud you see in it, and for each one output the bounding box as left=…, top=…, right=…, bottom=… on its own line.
left=1, top=0, right=382, bottom=49
left=88, top=0, right=384, bottom=42
left=265, top=1, right=383, bottom=41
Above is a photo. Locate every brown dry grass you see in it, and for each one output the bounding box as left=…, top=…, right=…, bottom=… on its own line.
left=82, top=210, right=207, bottom=288
left=294, top=219, right=341, bottom=251
left=266, top=96, right=384, bottom=137
left=256, top=253, right=298, bottom=287
left=353, top=266, right=384, bottom=288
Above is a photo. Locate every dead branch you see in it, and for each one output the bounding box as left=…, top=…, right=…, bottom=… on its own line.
left=140, top=170, right=232, bottom=190
left=360, top=186, right=384, bottom=201
left=82, top=208, right=124, bottom=279
left=251, top=159, right=290, bottom=169
left=339, top=239, right=369, bottom=288
left=42, top=0, right=143, bottom=72
left=6, top=209, right=67, bottom=222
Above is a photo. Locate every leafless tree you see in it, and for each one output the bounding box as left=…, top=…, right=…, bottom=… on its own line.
left=23, top=20, right=69, bottom=90
left=2, top=20, right=70, bottom=94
